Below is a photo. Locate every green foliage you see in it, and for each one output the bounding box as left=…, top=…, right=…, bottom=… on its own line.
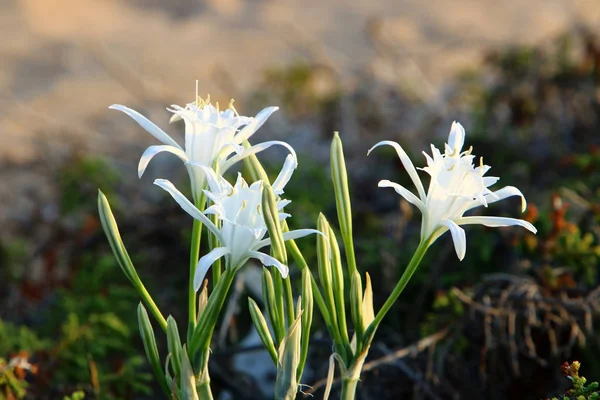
left=63, top=391, right=85, bottom=400
left=57, top=155, right=120, bottom=214
left=0, top=358, right=28, bottom=400
left=250, top=62, right=340, bottom=116
left=552, top=362, right=600, bottom=400
left=0, top=320, right=49, bottom=356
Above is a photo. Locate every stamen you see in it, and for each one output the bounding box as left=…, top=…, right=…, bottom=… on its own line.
left=241, top=200, right=247, bottom=210
left=461, top=146, right=473, bottom=156
left=229, top=99, right=239, bottom=116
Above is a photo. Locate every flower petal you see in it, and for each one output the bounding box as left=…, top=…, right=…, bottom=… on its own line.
left=153, top=179, right=224, bottom=240
left=455, top=216, right=537, bottom=234
left=254, top=228, right=323, bottom=250
left=440, top=219, right=467, bottom=260
left=368, top=141, right=427, bottom=201
left=221, top=140, right=297, bottom=174
left=248, top=251, right=289, bottom=278
left=465, top=186, right=528, bottom=213
left=447, top=121, right=465, bottom=156
left=272, top=154, right=297, bottom=194
left=194, top=247, right=230, bottom=292
left=138, top=145, right=189, bottom=178
left=378, top=179, right=426, bottom=213
left=234, top=106, right=279, bottom=144
left=109, top=105, right=182, bottom=150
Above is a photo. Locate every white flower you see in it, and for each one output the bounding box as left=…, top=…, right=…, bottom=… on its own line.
left=368, top=121, right=537, bottom=260
left=154, top=155, right=318, bottom=291
left=110, top=90, right=294, bottom=201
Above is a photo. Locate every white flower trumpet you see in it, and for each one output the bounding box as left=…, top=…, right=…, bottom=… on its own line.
left=110, top=88, right=294, bottom=201
left=369, top=121, right=537, bottom=260
left=155, top=155, right=318, bottom=291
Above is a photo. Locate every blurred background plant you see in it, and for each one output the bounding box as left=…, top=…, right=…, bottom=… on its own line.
left=1, top=2, right=600, bottom=397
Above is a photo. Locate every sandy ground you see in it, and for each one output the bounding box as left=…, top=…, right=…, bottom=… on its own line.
left=1, top=0, right=600, bottom=224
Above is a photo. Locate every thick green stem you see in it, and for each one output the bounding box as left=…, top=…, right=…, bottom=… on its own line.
left=196, top=381, right=214, bottom=400
left=188, top=194, right=207, bottom=342
left=283, top=276, right=295, bottom=326
left=363, top=238, right=431, bottom=344
left=340, top=378, right=359, bottom=400
left=209, top=213, right=222, bottom=287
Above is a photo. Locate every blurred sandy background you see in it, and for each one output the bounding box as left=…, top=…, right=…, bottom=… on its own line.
left=1, top=0, right=600, bottom=225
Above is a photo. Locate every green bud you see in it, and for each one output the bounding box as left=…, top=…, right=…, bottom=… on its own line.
left=298, top=268, right=314, bottom=382
left=262, top=268, right=285, bottom=345
left=350, top=270, right=364, bottom=342
left=248, top=297, right=278, bottom=364
left=330, top=132, right=357, bottom=275
left=137, top=303, right=169, bottom=396
left=316, top=214, right=338, bottom=331
left=99, top=191, right=167, bottom=331
left=166, top=316, right=183, bottom=381
left=328, top=225, right=349, bottom=345
left=242, top=140, right=270, bottom=183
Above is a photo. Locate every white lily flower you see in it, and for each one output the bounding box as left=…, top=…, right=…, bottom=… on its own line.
left=154, top=155, right=319, bottom=291
left=110, top=87, right=294, bottom=201
left=368, top=121, right=537, bottom=260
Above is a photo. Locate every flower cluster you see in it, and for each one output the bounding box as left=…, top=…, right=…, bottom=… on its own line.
left=103, top=84, right=537, bottom=400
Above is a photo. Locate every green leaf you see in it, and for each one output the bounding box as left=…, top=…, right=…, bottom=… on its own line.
left=180, top=345, right=199, bottom=400
left=137, top=303, right=169, bottom=396
left=275, top=313, right=303, bottom=400
left=248, top=298, right=278, bottom=364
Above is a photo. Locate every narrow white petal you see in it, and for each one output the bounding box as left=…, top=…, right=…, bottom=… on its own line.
left=194, top=247, right=230, bottom=291
left=221, top=140, right=297, bottom=174
left=466, top=186, right=528, bottom=213
left=277, top=199, right=292, bottom=210
left=272, top=154, right=297, bottom=193
left=447, top=121, right=465, bottom=155
left=455, top=216, right=537, bottom=234
left=109, top=105, right=182, bottom=150
left=254, top=228, right=323, bottom=250
left=440, top=219, right=467, bottom=260
left=234, top=106, right=279, bottom=144
left=138, top=145, right=188, bottom=178
left=378, top=180, right=426, bottom=213
left=169, top=113, right=183, bottom=123
left=482, top=176, right=500, bottom=187
left=249, top=251, right=289, bottom=278
left=153, top=179, right=224, bottom=240
left=367, top=141, right=427, bottom=201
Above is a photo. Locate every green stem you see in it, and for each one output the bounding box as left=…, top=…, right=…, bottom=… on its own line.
left=283, top=276, right=295, bottom=326
left=209, top=213, right=222, bottom=287
left=133, top=280, right=167, bottom=332
left=188, top=194, right=207, bottom=341
left=340, top=378, right=359, bottom=400
left=363, top=238, right=431, bottom=344
left=189, top=267, right=237, bottom=364
left=196, top=381, right=214, bottom=400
